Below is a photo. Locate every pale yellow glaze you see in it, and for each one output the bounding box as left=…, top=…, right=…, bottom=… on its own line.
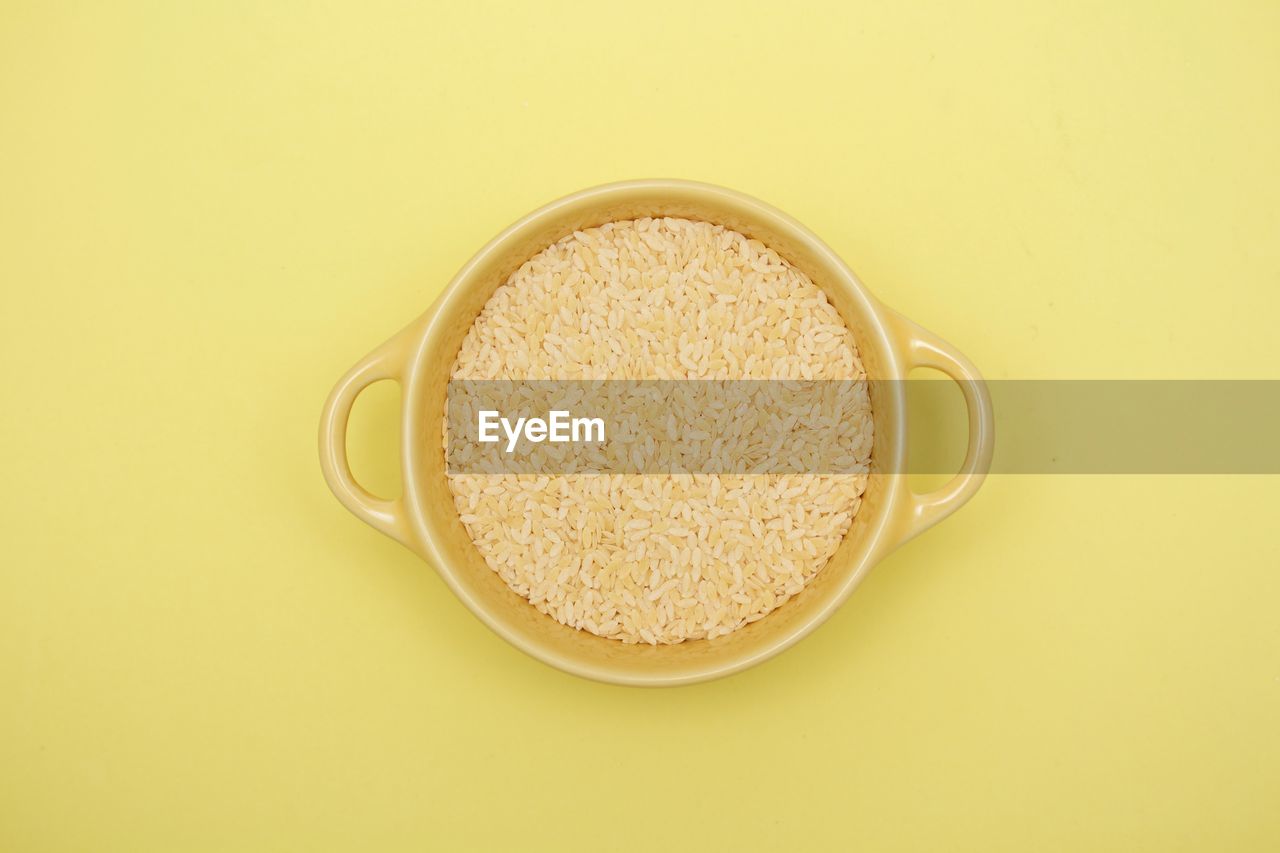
left=319, top=180, right=994, bottom=685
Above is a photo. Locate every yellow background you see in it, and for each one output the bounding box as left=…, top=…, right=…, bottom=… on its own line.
left=3, top=1, right=1278, bottom=850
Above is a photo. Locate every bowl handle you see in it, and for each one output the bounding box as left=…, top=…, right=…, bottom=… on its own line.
left=318, top=334, right=413, bottom=548
left=890, top=312, right=995, bottom=544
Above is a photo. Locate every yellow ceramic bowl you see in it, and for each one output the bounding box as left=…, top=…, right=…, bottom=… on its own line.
left=319, top=180, right=994, bottom=686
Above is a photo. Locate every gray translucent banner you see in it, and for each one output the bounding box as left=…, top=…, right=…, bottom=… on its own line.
left=444, top=380, right=1280, bottom=474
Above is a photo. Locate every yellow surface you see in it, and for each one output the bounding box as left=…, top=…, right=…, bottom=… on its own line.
left=2, top=1, right=1277, bottom=850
